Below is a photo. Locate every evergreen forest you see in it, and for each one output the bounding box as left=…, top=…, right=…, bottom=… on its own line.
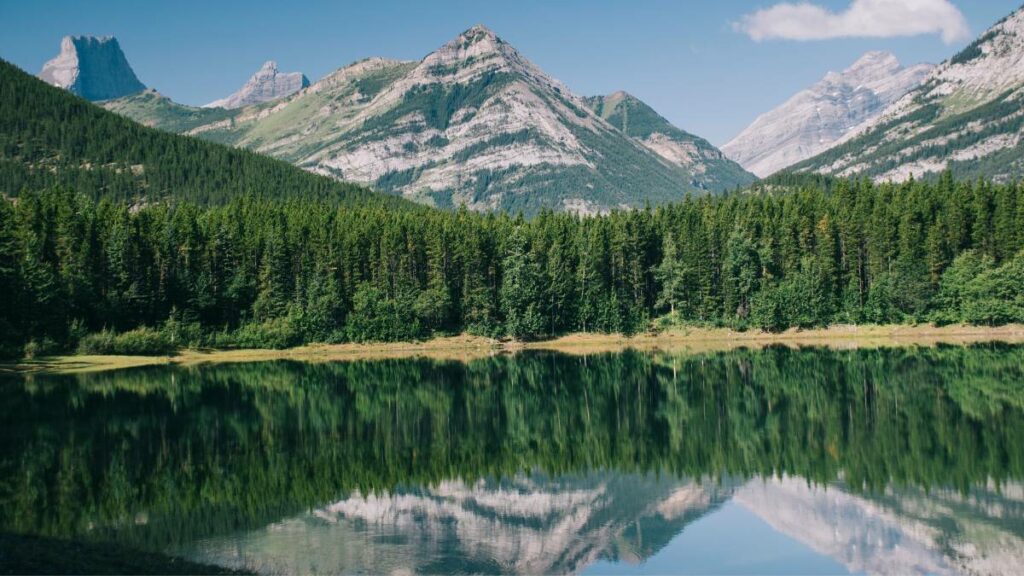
left=2, top=174, right=1023, bottom=358
left=2, top=58, right=1024, bottom=358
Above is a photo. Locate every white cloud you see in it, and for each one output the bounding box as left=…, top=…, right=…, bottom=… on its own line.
left=735, top=0, right=970, bottom=44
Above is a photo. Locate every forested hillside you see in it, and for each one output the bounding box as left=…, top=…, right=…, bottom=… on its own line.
left=2, top=175, right=1022, bottom=357
left=0, top=59, right=392, bottom=206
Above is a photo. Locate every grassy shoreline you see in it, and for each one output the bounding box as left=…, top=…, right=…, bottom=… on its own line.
left=5, top=324, right=1024, bottom=376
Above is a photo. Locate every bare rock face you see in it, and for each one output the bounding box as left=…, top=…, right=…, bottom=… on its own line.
left=39, top=35, right=146, bottom=101
left=204, top=60, right=310, bottom=109
left=722, top=51, right=932, bottom=177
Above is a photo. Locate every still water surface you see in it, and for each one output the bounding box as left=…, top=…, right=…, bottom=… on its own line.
left=2, top=346, right=1023, bottom=574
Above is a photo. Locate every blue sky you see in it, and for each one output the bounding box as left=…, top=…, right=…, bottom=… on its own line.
left=0, top=0, right=1019, bottom=145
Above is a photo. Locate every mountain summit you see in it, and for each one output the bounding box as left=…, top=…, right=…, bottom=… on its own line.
left=722, top=51, right=932, bottom=177
left=792, top=6, right=1024, bottom=182
left=205, top=60, right=309, bottom=109
left=39, top=35, right=146, bottom=101
left=105, top=25, right=751, bottom=214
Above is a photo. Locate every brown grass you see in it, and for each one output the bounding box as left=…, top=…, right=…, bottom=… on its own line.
left=5, top=324, right=1023, bottom=375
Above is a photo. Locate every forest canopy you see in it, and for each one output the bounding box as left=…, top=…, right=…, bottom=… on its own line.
left=1, top=173, right=1022, bottom=358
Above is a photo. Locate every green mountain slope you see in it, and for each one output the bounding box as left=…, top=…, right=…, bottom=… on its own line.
left=0, top=59, right=397, bottom=206
left=585, top=91, right=755, bottom=191
left=100, top=88, right=239, bottom=133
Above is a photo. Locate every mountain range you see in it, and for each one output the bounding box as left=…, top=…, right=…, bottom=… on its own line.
left=40, top=26, right=755, bottom=214
left=27, top=3, right=1024, bottom=207
left=722, top=51, right=934, bottom=177
left=790, top=5, right=1024, bottom=183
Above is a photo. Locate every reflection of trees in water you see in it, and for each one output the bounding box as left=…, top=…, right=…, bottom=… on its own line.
left=0, top=345, right=1022, bottom=556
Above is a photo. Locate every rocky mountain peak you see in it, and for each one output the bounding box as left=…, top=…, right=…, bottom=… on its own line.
left=722, top=51, right=932, bottom=177
left=205, top=60, right=309, bottom=109
left=39, top=35, right=146, bottom=101
left=404, top=23, right=556, bottom=90
left=102, top=24, right=752, bottom=214
left=462, top=24, right=499, bottom=43
left=848, top=51, right=900, bottom=72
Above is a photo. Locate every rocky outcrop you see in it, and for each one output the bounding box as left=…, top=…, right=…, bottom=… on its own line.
left=39, top=35, right=146, bottom=101
left=204, top=60, right=309, bottom=109
left=722, top=51, right=932, bottom=177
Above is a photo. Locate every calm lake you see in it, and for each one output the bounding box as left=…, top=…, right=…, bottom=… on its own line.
left=2, top=346, right=1023, bottom=574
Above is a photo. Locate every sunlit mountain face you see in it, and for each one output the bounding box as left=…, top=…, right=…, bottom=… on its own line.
left=2, top=346, right=1023, bottom=574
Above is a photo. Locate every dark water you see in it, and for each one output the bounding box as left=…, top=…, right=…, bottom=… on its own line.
left=2, top=346, right=1024, bottom=574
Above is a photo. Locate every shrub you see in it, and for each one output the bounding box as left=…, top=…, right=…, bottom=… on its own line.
left=162, top=315, right=206, bottom=349
left=230, top=317, right=303, bottom=349
left=78, top=327, right=175, bottom=356
left=23, top=337, right=60, bottom=360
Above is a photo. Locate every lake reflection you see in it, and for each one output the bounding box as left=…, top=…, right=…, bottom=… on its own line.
left=2, top=346, right=1023, bottom=574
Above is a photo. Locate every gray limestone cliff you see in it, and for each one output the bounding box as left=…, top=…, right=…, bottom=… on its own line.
left=39, top=35, right=146, bottom=101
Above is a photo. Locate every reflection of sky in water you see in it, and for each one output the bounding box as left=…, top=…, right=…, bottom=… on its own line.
left=585, top=501, right=854, bottom=576
left=175, top=474, right=1023, bottom=575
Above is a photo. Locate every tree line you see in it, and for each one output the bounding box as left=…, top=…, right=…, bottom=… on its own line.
left=1, top=172, right=1022, bottom=357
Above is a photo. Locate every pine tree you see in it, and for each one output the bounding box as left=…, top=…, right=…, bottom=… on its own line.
left=500, top=227, right=544, bottom=340
left=655, top=234, right=687, bottom=318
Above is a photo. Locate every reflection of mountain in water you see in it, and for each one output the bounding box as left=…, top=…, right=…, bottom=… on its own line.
left=178, top=473, right=735, bottom=574
left=736, top=479, right=1024, bottom=576
left=178, top=474, right=1024, bottom=575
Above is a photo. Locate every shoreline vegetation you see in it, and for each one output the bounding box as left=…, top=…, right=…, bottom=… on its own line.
left=6, top=323, right=1024, bottom=375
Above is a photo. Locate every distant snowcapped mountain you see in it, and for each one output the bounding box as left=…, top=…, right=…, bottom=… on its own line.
left=103, top=25, right=752, bottom=214
left=39, top=35, right=146, bottom=101
left=793, top=6, right=1024, bottom=183
left=205, top=60, right=309, bottom=109
left=723, top=51, right=932, bottom=177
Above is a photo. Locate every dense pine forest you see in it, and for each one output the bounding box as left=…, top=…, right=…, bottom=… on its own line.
left=2, top=174, right=1023, bottom=358
left=2, top=58, right=1023, bottom=358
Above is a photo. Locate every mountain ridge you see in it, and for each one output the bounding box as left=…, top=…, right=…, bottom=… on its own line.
left=98, top=24, right=754, bottom=214
left=722, top=51, right=932, bottom=177
left=585, top=90, right=755, bottom=191
left=790, top=5, right=1024, bottom=182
